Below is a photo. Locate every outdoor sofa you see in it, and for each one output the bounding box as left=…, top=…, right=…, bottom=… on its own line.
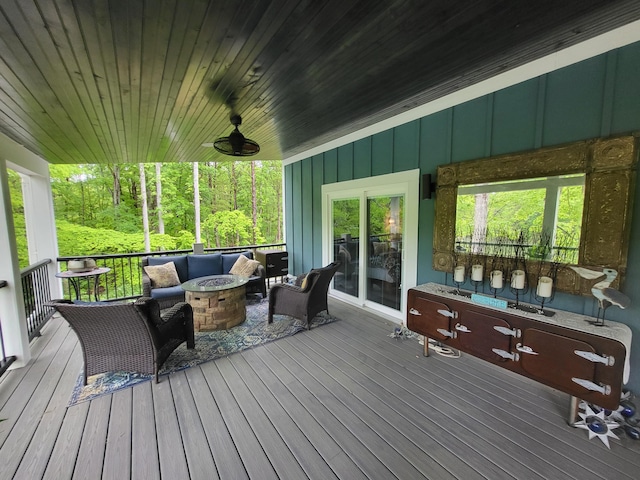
left=142, top=251, right=267, bottom=310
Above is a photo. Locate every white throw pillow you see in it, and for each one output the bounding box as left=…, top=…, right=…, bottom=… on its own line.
left=144, top=262, right=180, bottom=288
left=229, top=255, right=260, bottom=278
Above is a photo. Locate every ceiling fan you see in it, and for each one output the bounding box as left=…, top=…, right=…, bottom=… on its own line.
left=202, top=113, right=260, bottom=156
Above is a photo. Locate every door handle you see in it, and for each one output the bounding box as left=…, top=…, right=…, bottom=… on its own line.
left=515, top=343, right=538, bottom=355
left=492, top=348, right=519, bottom=361
left=574, top=350, right=615, bottom=366
left=493, top=326, right=521, bottom=338
left=572, top=378, right=611, bottom=396
left=436, top=328, right=456, bottom=338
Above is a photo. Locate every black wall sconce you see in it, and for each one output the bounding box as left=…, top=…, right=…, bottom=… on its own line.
left=422, top=173, right=436, bottom=200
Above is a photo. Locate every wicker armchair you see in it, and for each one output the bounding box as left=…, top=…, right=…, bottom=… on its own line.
left=48, top=297, right=194, bottom=384
left=268, top=261, right=341, bottom=329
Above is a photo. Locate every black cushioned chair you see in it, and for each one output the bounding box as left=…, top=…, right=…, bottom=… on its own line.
left=268, top=262, right=340, bottom=329
left=48, top=297, right=194, bottom=384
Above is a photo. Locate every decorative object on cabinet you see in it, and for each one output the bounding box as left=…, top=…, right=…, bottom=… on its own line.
left=407, top=283, right=632, bottom=424
left=432, top=134, right=638, bottom=295
left=570, top=266, right=632, bottom=326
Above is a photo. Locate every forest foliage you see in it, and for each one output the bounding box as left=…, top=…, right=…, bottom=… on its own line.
left=455, top=181, right=584, bottom=263
left=10, top=160, right=282, bottom=268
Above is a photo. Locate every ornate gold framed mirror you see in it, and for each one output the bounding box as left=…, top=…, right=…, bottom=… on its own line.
left=433, top=134, right=638, bottom=295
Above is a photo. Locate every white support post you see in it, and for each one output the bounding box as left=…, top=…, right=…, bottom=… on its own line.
left=0, top=159, right=30, bottom=367
left=20, top=170, right=61, bottom=299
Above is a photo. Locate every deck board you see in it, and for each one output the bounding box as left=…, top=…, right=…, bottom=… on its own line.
left=185, top=367, right=248, bottom=480
left=227, top=353, right=341, bottom=480
left=170, top=371, right=219, bottom=480
left=131, top=382, right=160, bottom=480
left=239, top=349, right=368, bottom=479
left=200, top=360, right=279, bottom=480
left=153, top=373, right=191, bottom=479
left=217, top=357, right=310, bottom=479
left=1, top=299, right=639, bottom=479
left=11, top=343, right=81, bottom=480
left=72, top=394, right=111, bottom=479
left=312, top=315, right=585, bottom=479
left=273, top=337, right=455, bottom=480
left=329, top=303, right=640, bottom=477
left=103, top=388, right=133, bottom=479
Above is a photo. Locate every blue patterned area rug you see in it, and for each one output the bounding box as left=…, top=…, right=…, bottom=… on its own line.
left=68, top=299, right=338, bottom=406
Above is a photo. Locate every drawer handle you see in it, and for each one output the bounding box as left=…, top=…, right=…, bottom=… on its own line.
left=281, top=256, right=288, bottom=261
left=515, top=343, right=538, bottom=355
left=267, top=264, right=274, bottom=267
left=492, top=348, right=519, bottom=361
left=572, top=377, right=611, bottom=396
left=409, top=308, right=421, bottom=316
left=436, top=328, right=456, bottom=339
left=437, top=309, right=458, bottom=319
left=574, top=350, right=615, bottom=366
left=454, top=323, right=471, bottom=333
left=493, top=326, right=521, bottom=338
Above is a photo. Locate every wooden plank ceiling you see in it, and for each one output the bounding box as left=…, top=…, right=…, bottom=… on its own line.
left=0, top=0, right=639, bottom=165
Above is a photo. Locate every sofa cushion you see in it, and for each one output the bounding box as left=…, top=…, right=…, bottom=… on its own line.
left=187, top=253, right=222, bottom=279
left=229, top=254, right=261, bottom=277
left=144, top=262, right=181, bottom=288
left=147, top=255, right=189, bottom=282
left=373, top=241, right=390, bottom=255
left=150, top=285, right=185, bottom=300
left=222, top=251, right=252, bottom=273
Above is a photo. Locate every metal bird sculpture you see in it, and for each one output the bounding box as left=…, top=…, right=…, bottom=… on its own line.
left=570, top=266, right=631, bottom=326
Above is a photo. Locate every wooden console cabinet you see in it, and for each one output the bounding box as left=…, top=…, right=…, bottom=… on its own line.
left=407, top=284, right=631, bottom=414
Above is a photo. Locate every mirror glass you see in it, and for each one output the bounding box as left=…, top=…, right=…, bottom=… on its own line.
left=432, top=134, right=638, bottom=295
left=454, top=174, right=585, bottom=264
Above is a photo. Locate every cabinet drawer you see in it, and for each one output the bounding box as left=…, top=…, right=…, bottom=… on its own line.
left=456, top=310, right=512, bottom=363
left=520, top=329, right=596, bottom=394
left=407, top=295, right=456, bottom=342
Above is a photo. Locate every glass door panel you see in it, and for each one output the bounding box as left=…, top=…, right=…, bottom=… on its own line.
left=366, top=195, right=403, bottom=310
left=331, top=198, right=360, bottom=298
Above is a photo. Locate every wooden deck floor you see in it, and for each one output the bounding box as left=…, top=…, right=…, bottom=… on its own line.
left=1, top=298, right=639, bottom=479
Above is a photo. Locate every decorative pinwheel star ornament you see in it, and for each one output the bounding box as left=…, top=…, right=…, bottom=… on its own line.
left=574, top=402, right=621, bottom=448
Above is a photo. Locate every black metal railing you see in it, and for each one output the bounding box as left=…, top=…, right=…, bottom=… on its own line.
left=21, top=259, right=55, bottom=340
left=57, top=242, right=286, bottom=303
left=0, top=280, right=17, bottom=377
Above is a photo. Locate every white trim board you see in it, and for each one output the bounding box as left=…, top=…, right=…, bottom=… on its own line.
left=284, top=20, right=640, bottom=166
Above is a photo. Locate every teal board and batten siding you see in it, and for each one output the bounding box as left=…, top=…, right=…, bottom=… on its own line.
left=284, top=41, right=640, bottom=392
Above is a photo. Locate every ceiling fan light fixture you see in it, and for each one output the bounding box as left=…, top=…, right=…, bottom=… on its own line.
left=213, top=114, right=260, bottom=156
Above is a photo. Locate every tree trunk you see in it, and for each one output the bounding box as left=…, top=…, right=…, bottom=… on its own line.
left=472, top=193, right=489, bottom=253
left=251, top=161, right=257, bottom=244
left=155, top=163, right=164, bottom=234
left=109, top=165, right=121, bottom=206
left=193, top=162, right=201, bottom=243
left=139, top=164, right=151, bottom=252
left=231, top=162, right=238, bottom=210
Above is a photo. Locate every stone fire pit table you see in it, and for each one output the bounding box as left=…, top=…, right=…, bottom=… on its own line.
left=181, top=274, right=249, bottom=331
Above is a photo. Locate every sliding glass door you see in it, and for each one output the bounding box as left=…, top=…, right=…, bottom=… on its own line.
left=331, top=198, right=360, bottom=298
left=323, top=170, right=419, bottom=320
left=366, top=195, right=404, bottom=309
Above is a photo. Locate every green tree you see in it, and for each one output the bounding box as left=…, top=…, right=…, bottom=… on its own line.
left=203, top=210, right=266, bottom=248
